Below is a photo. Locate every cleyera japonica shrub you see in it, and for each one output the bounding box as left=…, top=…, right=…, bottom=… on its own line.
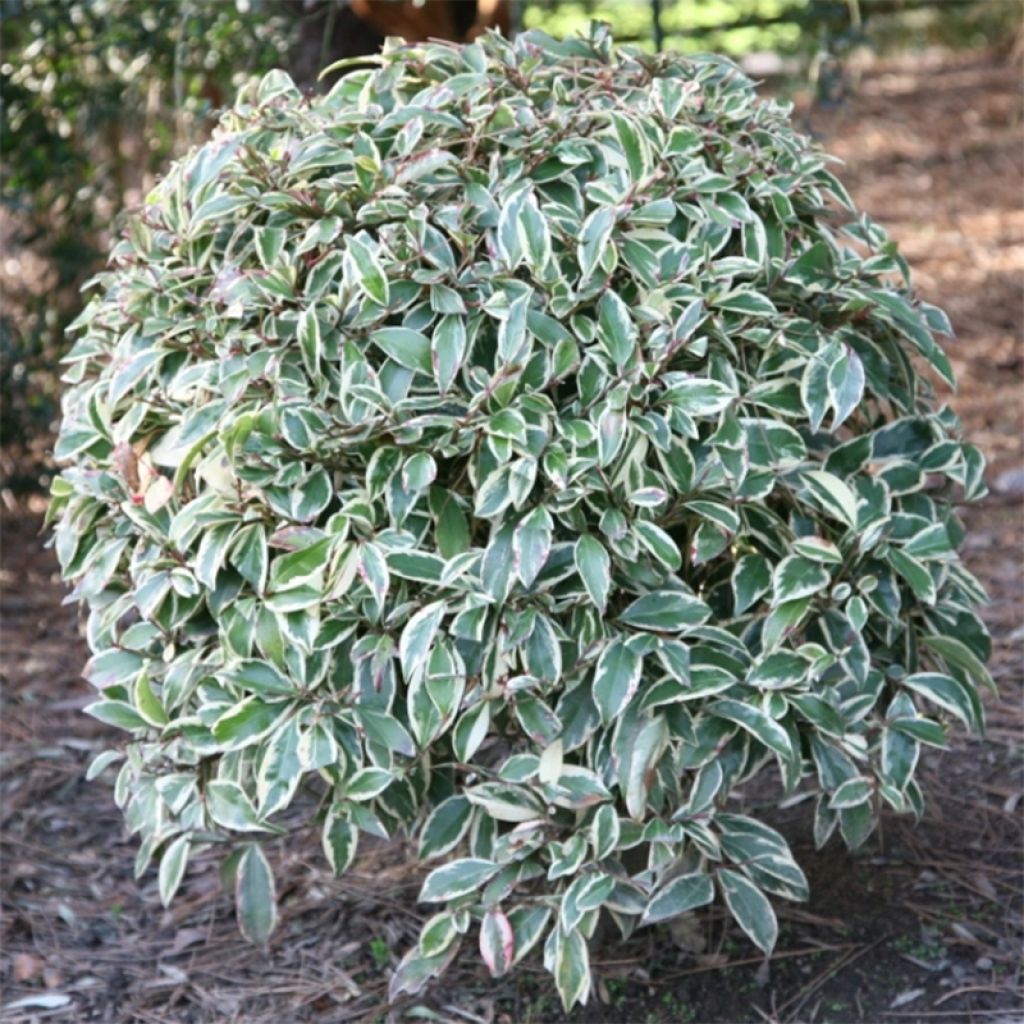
left=50, top=23, right=992, bottom=1011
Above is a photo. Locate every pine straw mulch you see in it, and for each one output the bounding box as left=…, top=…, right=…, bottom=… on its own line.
left=1, top=46, right=1022, bottom=1024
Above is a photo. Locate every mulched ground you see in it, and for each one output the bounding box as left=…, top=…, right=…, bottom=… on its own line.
left=1, top=47, right=1022, bottom=1024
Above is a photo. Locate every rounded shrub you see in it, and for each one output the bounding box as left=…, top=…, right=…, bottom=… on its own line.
left=51, top=24, right=991, bottom=1010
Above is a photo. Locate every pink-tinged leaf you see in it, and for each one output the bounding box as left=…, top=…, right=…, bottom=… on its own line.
left=479, top=909, right=515, bottom=977
left=144, top=474, right=175, bottom=513
left=111, top=441, right=140, bottom=491
left=395, top=148, right=459, bottom=185
left=268, top=525, right=324, bottom=551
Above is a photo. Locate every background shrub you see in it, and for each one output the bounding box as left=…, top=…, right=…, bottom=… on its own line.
left=50, top=24, right=992, bottom=1011
left=0, top=0, right=295, bottom=449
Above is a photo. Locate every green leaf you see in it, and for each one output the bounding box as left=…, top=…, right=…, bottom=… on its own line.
left=597, top=408, right=626, bottom=467
left=641, top=872, right=714, bottom=926
left=323, top=809, right=359, bottom=874
left=732, top=553, right=772, bottom=614
left=497, top=185, right=527, bottom=266
left=633, top=520, right=682, bottom=571
left=792, top=536, right=842, bottom=564
left=386, top=549, right=445, bottom=583
left=554, top=926, right=591, bottom=1012
left=355, top=706, right=416, bottom=757
left=419, top=858, right=499, bottom=902
left=212, top=698, right=284, bottom=750
left=619, top=591, right=710, bottom=632
left=395, top=147, right=460, bottom=184
left=828, top=347, right=865, bottom=428
left=498, top=287, right=532, bottom=361
left=549, top=833, right=588, bottom=880
left=85, top=750, right=123, bottom=781
left=134, top=671, right=168, bottom=727
left=254, top=225, right=286, bottom=269
left=475, top=469, right=513, bottom=519
left=718, top=868, right=777, bottom=955
left=881, top=728, right=919, bottom=791
left=269, top=536, right=332, bottom=589
left=902, top=523, right=952, bottom=561
left=866, top=288, right=955, bottom=387
left=429, top=487, right=470, bottom=559
left=389, top=939, right=462, bottom=1001
left=593, top=640, right=643, bottom=724
left=418, top=795, right=474, bottom=860
left=748, top=651, right=810, bottom=690
left=518, top=190, right=552, bottom=272
left=742, top=418, right=805, bottom=467
left=508, top=906, right=552, bottom=965
left=575, top=535, right=611, bottom=615
left=346, top=766, right=394, bottom=801
left=787, top=241, right=833, bottom=285
left=206, top=780, right=267, bottom=833
left=403, top=452, right=436, bottom=493
left=612, top=112, right=649, bottom=180
left=663, top=377, right=735, bottom=417
left=711, top=699, right=795, bottom=761
left=223, top=660, right=296, bottom=697
left=371, top=327, right=432, bottom=373
left=920, top=635, right=994, bottom=693
left=420, top=912, right=459, bottom=959
left=772, top=556, right=831, bottom=605
left=192, top=192, right=248, bottom=228
left=622, top=714, right=668, bottom=820
left=298, top=306, right=322, bottom=377
left=487, top=408, right=528, bottom=443
left=801, top=349, right=834, bottom=433
left=400, top=601, right=446, bottom=685
left=257, top=716, right=302, bottom=817
left=591, top=803, right=620, bottom=860
left=828, top=776, right=873, bottom=809
left=158, top=835, right=190, bottom=907
left=577, top=206, right=614, bottom=280
left=561, top=872, right=615, bottom=931
left=716, top=290, right=776, bottom=317
left=83, top=649, right=145, bottom=690
left=762, top=597, right=811, bottom=649
left=839, top=801, right=876, bottom=849
left=466, top=782, right=543, bottom=822
left=901, top=672, right=979, bottom=730
left=432, top=314, right=466, bottom=393
left=347, top=236, right=389, bottom=305
left=886, top=547, right=937, bottom=605
left=236, top=844, right=278, bottom=944
left=453, top=700, right=490, bottom=763
left=890, top=715, right=948, bottom=747
left=230, top=524, right=268, bottom=592
left=802, top=470, right=859, bottom=529
left=596, top=290, right=636, bottom=367
left=513, top=507, right=553, bottom=588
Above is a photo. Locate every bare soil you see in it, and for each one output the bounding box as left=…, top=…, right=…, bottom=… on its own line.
left=1, top=48, right=1022, bottom=1024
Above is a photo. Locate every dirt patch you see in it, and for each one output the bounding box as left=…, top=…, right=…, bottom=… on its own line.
left=2, top=47, right=1022, bottom=1024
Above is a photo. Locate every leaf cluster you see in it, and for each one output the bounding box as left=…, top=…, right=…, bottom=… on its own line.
left=50, top=23, right=990, bottom=1011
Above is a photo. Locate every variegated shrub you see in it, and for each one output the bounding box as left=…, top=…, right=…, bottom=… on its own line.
left=50, top=24, right=992, bottom=1011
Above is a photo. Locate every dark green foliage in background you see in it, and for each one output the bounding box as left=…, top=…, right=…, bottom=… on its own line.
left=524, top=0, right=1022, bottom=57
left=1, top=0, right=292, bottom=448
